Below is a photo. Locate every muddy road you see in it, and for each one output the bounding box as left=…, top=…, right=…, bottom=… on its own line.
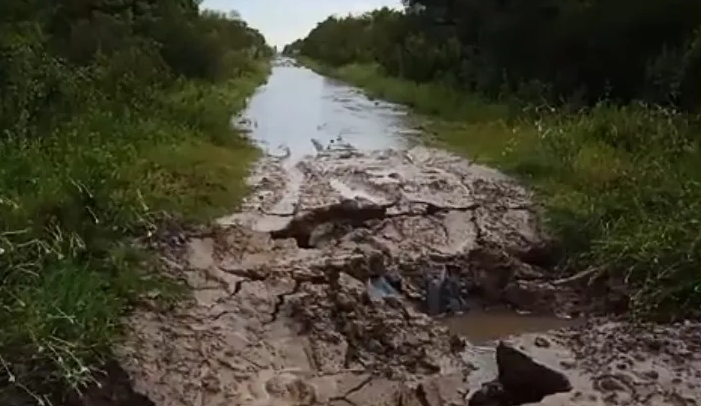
left=117, top=58, right=700, bottom=406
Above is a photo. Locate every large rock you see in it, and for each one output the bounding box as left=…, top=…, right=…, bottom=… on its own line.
left=469, top=343, right=572, bottom=406
left=496, top=342, right=572, bottom=404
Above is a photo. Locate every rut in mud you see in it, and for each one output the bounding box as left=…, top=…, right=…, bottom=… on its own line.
left=116, top=145, right=580, bottom=406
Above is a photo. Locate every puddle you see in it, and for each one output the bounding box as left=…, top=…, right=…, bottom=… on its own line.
left=240, top=56, right=417, bottom=160
left=440, top=310, right=580, bottom=345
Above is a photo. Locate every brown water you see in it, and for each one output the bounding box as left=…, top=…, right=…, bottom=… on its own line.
left=441, top=310, right=580, bottom=345
left=238, top=57, right=420, bottom=161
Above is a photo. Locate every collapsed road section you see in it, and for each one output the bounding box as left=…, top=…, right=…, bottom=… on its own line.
left=118, top=146, right=701, bottom=406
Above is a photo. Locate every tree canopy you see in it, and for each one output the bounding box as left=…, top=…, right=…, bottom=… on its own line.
left=287, top=0, right=701, bottom=110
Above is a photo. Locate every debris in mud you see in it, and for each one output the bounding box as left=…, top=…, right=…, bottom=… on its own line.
left=496, top=342, right=572, bottom=403
left=367, top=275, right=401, bottom=299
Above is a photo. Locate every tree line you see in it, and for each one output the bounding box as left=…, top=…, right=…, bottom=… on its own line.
left=285, top=0, right=701, bottom=110
left=2, top=0, right=272, bottom=137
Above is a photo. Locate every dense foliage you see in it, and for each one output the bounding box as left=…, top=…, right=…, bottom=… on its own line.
left=286, top=0, right=701, bottom=110
left=0, top=0, right=271, bottom=401
left=287, top=1, right=701, bottom=318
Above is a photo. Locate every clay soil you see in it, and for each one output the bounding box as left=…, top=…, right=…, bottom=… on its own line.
left=65, top=146, right=701, bottom=406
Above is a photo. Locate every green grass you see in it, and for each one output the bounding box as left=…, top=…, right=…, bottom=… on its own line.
left=0, top=60, right=270, bottom=401
left=302, top=59, right=701, bottom=319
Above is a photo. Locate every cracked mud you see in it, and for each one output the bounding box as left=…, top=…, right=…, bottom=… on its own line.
left=118, top=146, right=701, bottom=406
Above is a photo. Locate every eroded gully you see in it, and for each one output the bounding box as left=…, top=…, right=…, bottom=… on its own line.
left=116, top=58, right=701, bottom=406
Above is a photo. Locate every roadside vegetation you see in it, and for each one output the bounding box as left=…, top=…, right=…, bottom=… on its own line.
left=284, top=0, right=701, bottom=318
left=1, top=1, right=272, bottom=402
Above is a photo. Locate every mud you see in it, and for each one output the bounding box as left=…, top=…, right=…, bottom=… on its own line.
left=115, top=146, right=701, bottom=406
left=467, top=321, right=701, bottom=406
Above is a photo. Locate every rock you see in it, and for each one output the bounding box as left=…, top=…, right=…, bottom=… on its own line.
left=496, top=342, right=572, bottom=404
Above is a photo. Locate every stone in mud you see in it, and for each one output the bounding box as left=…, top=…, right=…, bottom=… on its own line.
left=534, top=336, right=551, bottom=348
left=496, top=342, right=572, bottom=403
left=469, top=343, right=572, bottom=406
left=423, top=267, right=469, bottom=315
left=502, top=279, right=579, bottom=315
left=425, top=273, right=443, bottom=315
left=367, top=275, right=401, bottom=299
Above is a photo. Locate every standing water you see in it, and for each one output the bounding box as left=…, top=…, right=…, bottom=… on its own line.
left=440, top=310, right=580, bottom=345
left=238, top=57, right=418, bottom=159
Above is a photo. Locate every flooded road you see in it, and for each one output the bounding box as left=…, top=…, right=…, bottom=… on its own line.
left=239, top=57, right=417, bottom=160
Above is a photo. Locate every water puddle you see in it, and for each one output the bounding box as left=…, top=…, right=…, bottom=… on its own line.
left=440, top=310, right=580, bottom=345
left=239, top=57, right=418, bottom=160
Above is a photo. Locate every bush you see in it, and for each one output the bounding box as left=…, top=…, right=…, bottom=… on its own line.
left=535, top=105, right=701, bottom=316
left=0, top=2, right=272, bottom=400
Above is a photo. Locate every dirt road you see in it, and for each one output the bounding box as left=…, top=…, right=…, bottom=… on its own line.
left=114, top=144, right=701, bottom=406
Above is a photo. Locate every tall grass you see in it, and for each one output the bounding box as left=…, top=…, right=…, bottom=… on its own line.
left=304, top=60, right=701, bottom=318
left=0, top=47, right=269, bottom=400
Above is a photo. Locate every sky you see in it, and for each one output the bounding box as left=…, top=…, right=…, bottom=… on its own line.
left=201, top=0, right=402, bottom=48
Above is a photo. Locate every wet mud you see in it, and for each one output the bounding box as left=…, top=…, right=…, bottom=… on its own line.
left=114, top=145, right=701, bottom=406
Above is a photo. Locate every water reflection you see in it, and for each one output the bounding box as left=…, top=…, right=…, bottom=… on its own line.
left=441, top=310, right=580, bottom=345
left=239, top=57, right=417, bottom=160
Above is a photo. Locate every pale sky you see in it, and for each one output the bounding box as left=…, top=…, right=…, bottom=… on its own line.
left=201, top=0, right=402, bottom=48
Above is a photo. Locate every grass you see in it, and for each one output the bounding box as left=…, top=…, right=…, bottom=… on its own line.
left=301, top=59, right=701, bottom=319
left=0, top=59, right=270, bottom=402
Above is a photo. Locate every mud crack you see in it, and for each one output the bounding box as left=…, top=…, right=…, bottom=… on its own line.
left=118, top=146, right=586, bottom=406
left=328, top=376, right=374, bottom=406
left=266, top=280, right=302, bottom=324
